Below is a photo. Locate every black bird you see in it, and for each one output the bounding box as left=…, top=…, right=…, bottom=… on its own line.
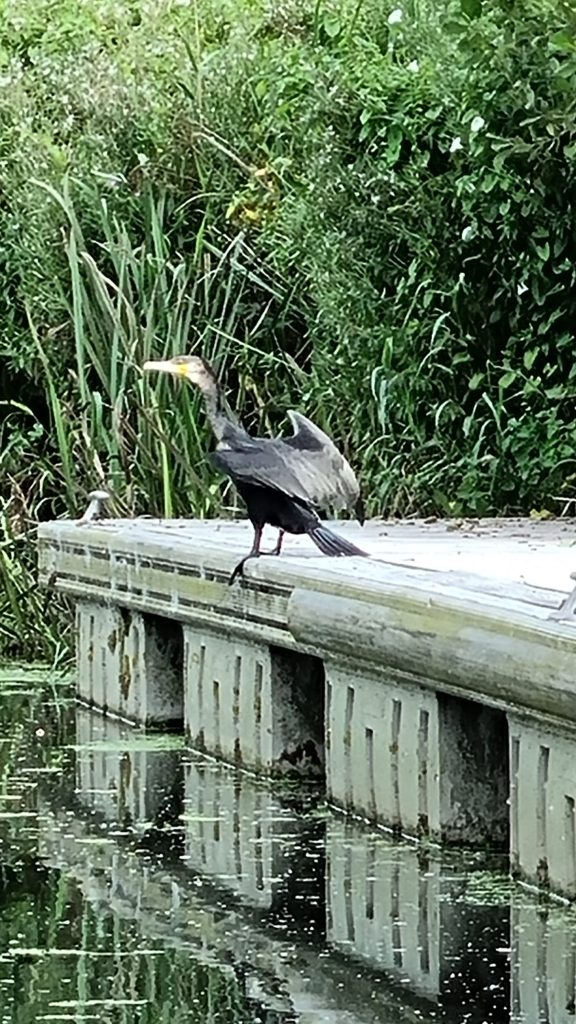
left=143, top=355, right=367, bottom=582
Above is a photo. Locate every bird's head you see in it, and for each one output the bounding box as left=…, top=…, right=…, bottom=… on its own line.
left=142, top=354, right=216, bottom=390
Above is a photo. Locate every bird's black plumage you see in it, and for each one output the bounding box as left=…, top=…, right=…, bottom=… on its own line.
left=143, top=355, right=367, bottom=581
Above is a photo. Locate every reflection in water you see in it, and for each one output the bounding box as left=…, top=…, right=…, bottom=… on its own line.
left=0, top=674, right=576, bottom=1023
left=511, top=896, right=576, bottom=1024
left=327, top=819, right=510, bottom=1019
left=183, top=758, right=325, bottom=937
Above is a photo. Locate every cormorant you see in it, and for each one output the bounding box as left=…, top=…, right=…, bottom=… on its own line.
left=143, top=355, right=367, bottom=581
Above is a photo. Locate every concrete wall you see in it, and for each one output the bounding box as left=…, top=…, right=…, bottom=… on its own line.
left=74, top=595, right=576, bottom=898
left=76, top=602, right=183, bottom=726
left=184, top=625, right=324, bottom=775
left=510, top=714, right=576, bottom=899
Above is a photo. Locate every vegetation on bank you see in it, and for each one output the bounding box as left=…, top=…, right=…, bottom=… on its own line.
left=1, top=0, right=576, bottom=658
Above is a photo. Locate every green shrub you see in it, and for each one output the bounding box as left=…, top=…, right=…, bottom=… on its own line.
left=3, top=0, right=576, bottom=658
left=207, top=0, right=576, bottom=515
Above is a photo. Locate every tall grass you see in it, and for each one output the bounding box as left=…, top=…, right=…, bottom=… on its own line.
left=0, top=498, right=72, bottom=664
left=1, top=170, right=308, bottom=659
left=20, top=175, right=304, bottom=523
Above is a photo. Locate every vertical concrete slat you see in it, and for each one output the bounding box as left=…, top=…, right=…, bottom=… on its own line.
left=183, top=627, right=323, bottom=775
left=76, top=602, right=184, bottom=726
left=325, top=664, right=442, bottom=838
left=509, top=713, right=576, bottom=900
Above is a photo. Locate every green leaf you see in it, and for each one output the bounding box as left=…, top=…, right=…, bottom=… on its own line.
left=385, top=123, right=404, bottom=165
left=545, top=385, right=567, bottom=399
left=523, top=348, right=538, bottom=370
left=460, top=0, right=482, bottom=17
left=323, top=16, right=341, bottom=38
left=479, top=172, right=498, bottom=192
left=499, top=370, right=517, bottom=389
left=550, top=29, right=576, bottom=52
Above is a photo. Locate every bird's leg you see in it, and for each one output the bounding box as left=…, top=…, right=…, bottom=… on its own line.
left=229, top=525, right=263, bottom=585
left=272, top=529, right=285, bottom=556
left=262, top=529, right=285, bottom=557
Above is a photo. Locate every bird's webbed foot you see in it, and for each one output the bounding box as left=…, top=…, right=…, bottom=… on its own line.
left=228, top=553, right=260, bottom=586
left=228, top=525, right=278, bottom=586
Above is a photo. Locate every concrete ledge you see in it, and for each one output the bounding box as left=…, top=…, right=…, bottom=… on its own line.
left=38, top=517, right=576, bottom=728
left=37, top=516, right=576, bottom=897
left=287, top=587, right=576, bottom=724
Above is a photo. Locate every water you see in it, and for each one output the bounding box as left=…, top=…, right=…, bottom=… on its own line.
left=0, top=669, right=575, bottom=1023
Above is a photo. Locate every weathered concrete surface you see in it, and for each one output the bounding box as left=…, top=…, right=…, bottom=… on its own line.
left=509, top=713, right=576, bottom=900
left=184, top=625, right=324, bottom=774
left=76, top=601, right=183, bottom=725
left=288, top=587, right=576, bottom=725
left=39, top=517, right=576, bottom=724
left=325, top=663, right=509, bottom=845
left=326, top=662, right=440, bottom=836
left=438, top=697, right=509, bottom=848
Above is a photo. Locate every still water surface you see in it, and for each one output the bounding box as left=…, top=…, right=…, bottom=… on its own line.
left=0, top=668, right=574, bottom=1024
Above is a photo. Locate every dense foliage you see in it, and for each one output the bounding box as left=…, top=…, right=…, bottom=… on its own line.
left=2, top=0, right=576, bottom=656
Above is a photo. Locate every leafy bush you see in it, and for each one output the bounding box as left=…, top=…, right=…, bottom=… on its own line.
left=2, top=0, right=576, bottom=658
left=205, top=0, right=576, bottom=516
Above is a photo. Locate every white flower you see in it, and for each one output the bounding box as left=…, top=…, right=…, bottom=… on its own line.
left=517, top=282, right=528, bottom=296
left=470, top=115, right=486, bottom=133
left=407, top=60, right=419, bottom=73
left=461, top=226, right=475, bottom=242
left=450, top=136, right=463, bottom=153
left=388, top=8, right=403, bottom=24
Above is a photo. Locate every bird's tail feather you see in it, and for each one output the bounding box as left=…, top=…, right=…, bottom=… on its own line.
left=308, top=525, right=367, bottom=558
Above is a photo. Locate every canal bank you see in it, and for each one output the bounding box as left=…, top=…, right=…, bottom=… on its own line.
left=38, top=516, right=576, bottom=899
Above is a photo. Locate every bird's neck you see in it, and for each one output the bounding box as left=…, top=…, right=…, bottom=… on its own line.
left=201, top=379, right=246, bottom=444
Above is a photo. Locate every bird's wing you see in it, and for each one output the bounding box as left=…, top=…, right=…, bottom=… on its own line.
left=285, top=411, right=361, bottom=509
left=284, top=412, right=329, bottom=452
left=211, top=412, right=361, bottom=512
left=212, top=443, right=316, bottom=507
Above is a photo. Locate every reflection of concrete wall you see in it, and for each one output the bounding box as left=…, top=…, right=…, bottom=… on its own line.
left=44, top=758, right=576, bottom=1024
left=510, top=715, right=576, bottom=899
left=37, top=807, right=390, bottom=1024
left=511, top=894, right=576, bottom=1024
left=326, top=818, right=440, bottom=1000
left=326, top=818, right=510, bottom=1013
left=183, top=758, right=319, bottom=911
left=75, top=706, right=181, bottom=824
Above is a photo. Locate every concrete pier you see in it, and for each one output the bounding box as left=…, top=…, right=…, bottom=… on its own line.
left=38, top=515, right=576, bottom=898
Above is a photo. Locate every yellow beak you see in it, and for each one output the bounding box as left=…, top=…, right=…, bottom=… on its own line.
left=142, top=359, right=188, bottom=377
